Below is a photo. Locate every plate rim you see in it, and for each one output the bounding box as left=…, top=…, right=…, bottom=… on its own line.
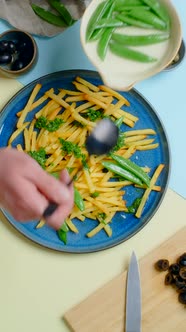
left=0, top=69, right=171, bottom=253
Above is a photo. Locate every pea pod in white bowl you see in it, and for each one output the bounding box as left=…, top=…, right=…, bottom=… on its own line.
left=80, top=0, right=182, bottom=91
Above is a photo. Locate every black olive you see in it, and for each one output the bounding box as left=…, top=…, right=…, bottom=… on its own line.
left=0, top=53, right=12, bottom=64
left=179, top=267, right=186, bottom=280
left=169, top=263, right=180, bottom=275
left=11, top=59, right=25, bottom=71
left=178, top=292, right=186, bottom=305
left=0, top=40, right=16, bottom=54
left=174, top=276, right=185, bottom=290
left=155, top=259, right=169, bottom=271
left=177, top=253, right=186, bottom=267
left=16, top=41, right=28, bottom=53
left=165, top=272, right=174, bottom=285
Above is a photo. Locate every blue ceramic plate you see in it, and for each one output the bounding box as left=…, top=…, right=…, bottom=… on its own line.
left=0, top=70, right=170, bottom=253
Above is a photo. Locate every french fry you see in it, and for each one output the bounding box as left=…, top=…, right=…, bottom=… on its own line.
left=135, top=164, right=165, bottom=218
left=17, top=84, right=42, bottom=128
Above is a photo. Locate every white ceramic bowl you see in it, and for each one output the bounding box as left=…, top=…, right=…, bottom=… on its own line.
left=80, top=0, right=182, bottom=91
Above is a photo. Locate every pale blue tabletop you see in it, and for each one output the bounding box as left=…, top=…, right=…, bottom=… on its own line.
left=0, top=0, right=185, bottom=198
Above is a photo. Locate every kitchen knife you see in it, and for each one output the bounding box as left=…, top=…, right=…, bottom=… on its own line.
left=125, top=251, right=141, bottom=332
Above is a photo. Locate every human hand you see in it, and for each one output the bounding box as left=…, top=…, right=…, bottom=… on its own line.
left=0, top=148, right=74, bottom=229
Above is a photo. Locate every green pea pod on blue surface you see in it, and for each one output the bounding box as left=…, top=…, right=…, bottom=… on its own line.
left=110, top=153, right=151, bottom=186
left=109, top=41, right=157, bottom=63
left=74, top=187, right=85, bottom=211
left=102, top=161, right=143, bottom=185
left=57, top=222, right=69, bottom=245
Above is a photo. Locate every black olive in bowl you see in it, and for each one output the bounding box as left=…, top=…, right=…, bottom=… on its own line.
left=0, top=29, right=37, bottom=78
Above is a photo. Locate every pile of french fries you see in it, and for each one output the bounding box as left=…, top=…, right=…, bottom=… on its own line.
left=8, top=76, right=164, bottom=239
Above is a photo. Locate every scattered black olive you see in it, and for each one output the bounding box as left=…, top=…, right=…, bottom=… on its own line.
left=174, top=276, right=186, bottom=290
left=0, top=53, right=12, bottom=65
left=165, top=272, right=174, bottom=285
left=169, top=263, right=180, bottom=275
left=155, top=259, right=169, bottom=271
left=155, top=253, right=186, bottom=306
left=178, top=292, right=186, bottom=305
left=179, top=267, right=186, bottom=280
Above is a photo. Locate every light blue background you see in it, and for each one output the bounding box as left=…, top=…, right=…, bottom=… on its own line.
left=0, top=0, right=185, bottom=198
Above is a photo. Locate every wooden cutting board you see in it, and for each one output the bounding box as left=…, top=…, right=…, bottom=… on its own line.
left=64, top=227, right=186, bottom=332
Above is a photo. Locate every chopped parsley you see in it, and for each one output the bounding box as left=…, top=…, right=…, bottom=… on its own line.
left=97, top=212, right=107, bottom=224
left=91, top=191, right=100, bottom=198
left=59, top=138, right=82, bottom=158
left=59, top=138, right=89, bottom=170
left=111, top=132, right=125, bottom=152
left=28, top=147, right=47, bottom=169
left=82, top=108, right=103, bottom=122
left=35, top=116, right=64, bottom=132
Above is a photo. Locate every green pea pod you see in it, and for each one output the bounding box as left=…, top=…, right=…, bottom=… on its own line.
left=116, top=13, right=154, bottom=29
left=47, top=0, right=76, bottom=26
left=97, top=27, right=115, bottom=60
left=111, top=32, right=169, bottom=46
left=109, top=41, right=157, bottom=63
left=57, top=221, right=69, bottom=245
left=115, top=0, right=143, bottom=8
left=86, top=0, right=113, bottom=41
left=116, top=5, right=150, bottom=12
left=31, top=4, right=67, bottom=27
left=110, top=153, right=150, bottom=186
left=102, top=161, right=143, bottom=185
left=95, top=18, right=126, bottom=29
left=115, top=116, right=124, bottom=128
left=129, top=8, right=167, bottom=30
left=141, top=0, right=170, bottom=25
left=74, top=187, right=85, bottom=211
left=57, top=229, right=68, bottom=244
left=90, top=0, right=115, bottom=41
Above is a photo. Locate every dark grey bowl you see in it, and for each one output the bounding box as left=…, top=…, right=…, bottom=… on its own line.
left=0, top=29, right=38, bottom=78
left=164, top=39, right=185, bottom=71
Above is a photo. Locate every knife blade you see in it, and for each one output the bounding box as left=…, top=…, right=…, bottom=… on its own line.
left=125, top=251, right=141, bottom=332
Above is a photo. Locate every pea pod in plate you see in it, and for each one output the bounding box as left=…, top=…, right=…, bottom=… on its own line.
left=102, top=161, right=143, bottom=185
left=110, top=153, right=151, bottom=186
